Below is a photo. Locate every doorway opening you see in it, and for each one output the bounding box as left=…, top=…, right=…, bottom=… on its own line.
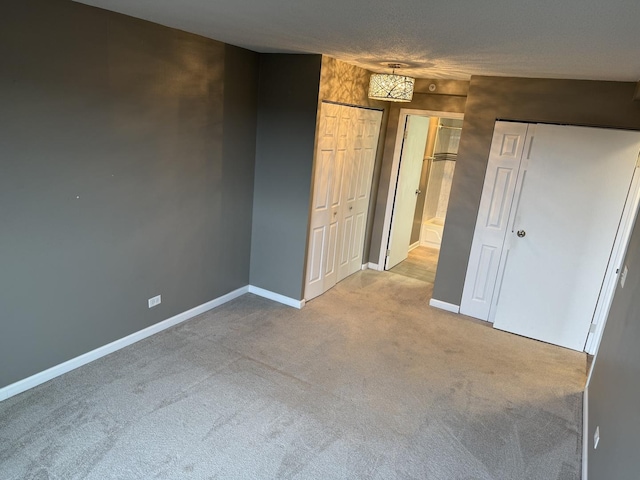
left=379, top=109, right=464, bottom=287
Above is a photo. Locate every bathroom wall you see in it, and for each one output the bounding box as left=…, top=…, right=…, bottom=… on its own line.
left=410, top=117, right=440, bottom=245
left=426, top=118, right=462, bottom=221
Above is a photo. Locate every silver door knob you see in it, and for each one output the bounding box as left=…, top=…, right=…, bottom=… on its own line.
left=517, top=230, right=526, bottom=238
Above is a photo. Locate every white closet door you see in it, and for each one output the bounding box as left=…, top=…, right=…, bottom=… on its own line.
left=305, top=103, right=345, bottom=300
left=460, top=122, right=530, bottom=320
left=350, top=109, right=383, bottom=274
left=307, top=104, right=382, bottom=300
left=386, top=115, right=432, bottom=270
left=338, top=109, right=358, bottom=281
left=493, top=125, right=640, bottom=351
left=338, top=109, right=383, bottom=280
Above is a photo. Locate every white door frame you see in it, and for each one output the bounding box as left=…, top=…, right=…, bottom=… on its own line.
left=377, top=109, right=464, bottom=270
left=584, top=158, right=640, bottom=354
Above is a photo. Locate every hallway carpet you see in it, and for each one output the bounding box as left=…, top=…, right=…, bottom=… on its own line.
left=0, top=270, right=586, bottom=479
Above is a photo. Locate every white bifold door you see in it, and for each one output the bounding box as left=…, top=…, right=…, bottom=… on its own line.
left=305, top=102, right=383, bottom=301
left=461, top=121, right=640, bottom=351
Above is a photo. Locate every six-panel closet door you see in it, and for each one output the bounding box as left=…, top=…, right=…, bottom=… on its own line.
left=305, top=103, right=382, bottom=301
left=461, top=121, right=640, bottom=351
left=337, top=109, right=383, bottom=281
left=459, top=122, right=531, bottom=320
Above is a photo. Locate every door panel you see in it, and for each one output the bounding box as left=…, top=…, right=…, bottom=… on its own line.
left=325, top=221, right=339, bottom=277
left=313, top=149, right=333, bottom=210
left=338, top=118, right=357, bottom=280
left=307, top=226, right=325, bottom=285
left=340, top=109, right=383, bottom=279
left=306, top=104, right=382, bottom=299
left=349, top=111, right=382, bottom=275
left=305, top=103, right=342, bottom=300
left=339, top=215, right=353, bottom=268
left=352, top=212, right=366, bottom=262
left=338, top=112, right=357, bottom=281
left=493, top=125, right=640, bottom=351
left=386, top=115, right=431, bottom=270
left=460, top=122, right=530, bottom=320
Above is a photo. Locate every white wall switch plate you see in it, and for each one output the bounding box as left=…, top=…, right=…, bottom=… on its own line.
left=148, top=295, right=161, bottom=308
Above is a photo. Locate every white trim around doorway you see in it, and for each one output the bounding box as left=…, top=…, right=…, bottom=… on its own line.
left=377, top=109, right=464, bottom=270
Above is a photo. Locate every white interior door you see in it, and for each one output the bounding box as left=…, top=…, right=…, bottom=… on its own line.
left=338, top=109, right=383, bottom=280
left=460, top=122, right=531, bottom=320
left=493, top=124, right=640, bottom=351
left=337, top=110, right=359, bottom=281
left=305, top=103, right=345, bottom=300
left=385, top=115, right=430, bottom=270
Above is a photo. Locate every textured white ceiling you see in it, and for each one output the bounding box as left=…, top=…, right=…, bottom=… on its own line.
left=75, top=0, right=640, bottom=81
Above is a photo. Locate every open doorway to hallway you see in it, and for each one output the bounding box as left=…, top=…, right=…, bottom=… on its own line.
left=381, top=109, right=464, bottom=287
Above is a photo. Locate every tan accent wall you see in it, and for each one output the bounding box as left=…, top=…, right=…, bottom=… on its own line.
left=319, top=56, right=387, bottom=108
left=310, top=57, right=390, bottom=268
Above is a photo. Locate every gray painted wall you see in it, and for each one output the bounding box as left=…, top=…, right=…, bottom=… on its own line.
left=433, top=76, right=640, bottom=305
left=588, top=213, right=640, bottom=479
left=250, top=54, right=322, bottom=300
left=0, top=0, right=258, bottom=388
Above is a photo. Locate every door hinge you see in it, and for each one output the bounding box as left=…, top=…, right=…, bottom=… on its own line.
left=589, top=323, right=597, bottom=334
left=386, top=249, right=391, bottom=257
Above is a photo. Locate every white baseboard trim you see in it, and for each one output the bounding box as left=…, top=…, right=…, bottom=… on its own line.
left=0, top=286, right=250, bottom=403
left=409, top=241, right=420, bottom=251
left=361, top=263, right=368, bottom=270
left=248, top=285, right=305, bottom=309
left=583, top=386, right=589, bottom=480
left=368, top=262, right=382, bottom=271
left=429, top=298, right=460, bottom=313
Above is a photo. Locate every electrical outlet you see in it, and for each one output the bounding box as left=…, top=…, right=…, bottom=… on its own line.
left=594, top=426, right=600, bottom=449
left=621, top=265, right=628, bottom=288
left=148, top=295, right=161, bottom=308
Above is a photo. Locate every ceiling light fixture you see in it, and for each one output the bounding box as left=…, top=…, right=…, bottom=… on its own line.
left=368, top=64, right=415, bottom=102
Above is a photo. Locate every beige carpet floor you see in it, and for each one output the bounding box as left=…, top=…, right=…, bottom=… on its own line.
left=0, top=269, right=587, bottom=479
